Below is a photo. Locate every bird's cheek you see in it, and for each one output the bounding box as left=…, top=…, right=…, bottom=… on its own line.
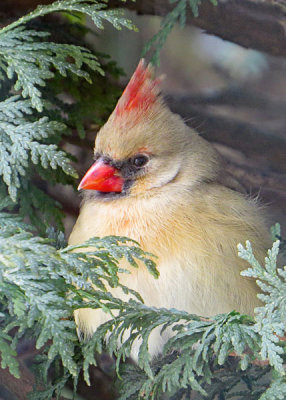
left=78, top=161, right=124, bottom=193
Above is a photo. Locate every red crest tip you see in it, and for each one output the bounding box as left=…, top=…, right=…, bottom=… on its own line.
left=115, top=59, right=162, bottom=117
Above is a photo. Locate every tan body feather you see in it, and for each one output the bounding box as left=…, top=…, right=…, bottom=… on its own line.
left=69, top=173, right=268, bottom=357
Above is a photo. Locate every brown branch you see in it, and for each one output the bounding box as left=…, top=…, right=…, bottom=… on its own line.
left=0, top=357, right=35, bottom=400
left=109, top=0, right=286, bottom=58
left=1, top=1, right=286, bottom=58
left=228, top=352, right=270, bottom=367
left=215, top=147, right=286, bottom=202
left=167, top=95, right=286, bottom=173
left=176, top=87, right=286, bottom=117
left=221, top=159, right=286, bottom=194
left=0, top=0, right=53, bottom=16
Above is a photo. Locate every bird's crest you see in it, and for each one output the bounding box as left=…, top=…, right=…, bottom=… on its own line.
left=114, top=59, right=162, bottom=119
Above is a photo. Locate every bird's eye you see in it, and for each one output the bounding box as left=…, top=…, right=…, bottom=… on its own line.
left=132, top=154, right=149, bottom=168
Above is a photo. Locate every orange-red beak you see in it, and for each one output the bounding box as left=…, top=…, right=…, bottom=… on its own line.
left=78, top=160, right=124, bottom=192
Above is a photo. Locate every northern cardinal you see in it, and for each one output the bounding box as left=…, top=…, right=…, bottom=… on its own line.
left=69, top=60, right=269, bottom=358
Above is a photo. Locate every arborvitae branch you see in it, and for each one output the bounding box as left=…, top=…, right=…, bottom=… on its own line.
left=0, top=0, right=136, bottom=34
left=0, top=0, right=134, bottom=229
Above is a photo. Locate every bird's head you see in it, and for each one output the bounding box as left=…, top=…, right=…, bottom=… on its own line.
left=79, top=59, right=220, bottom=200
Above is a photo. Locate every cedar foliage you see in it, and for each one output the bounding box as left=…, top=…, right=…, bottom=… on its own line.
left=0, top=1, right=285, bottom=399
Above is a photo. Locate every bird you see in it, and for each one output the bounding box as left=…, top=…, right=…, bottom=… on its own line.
left=69, top=59, right=269, bottom=359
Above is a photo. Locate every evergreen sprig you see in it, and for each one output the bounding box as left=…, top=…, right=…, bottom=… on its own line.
left=0, top=96, right=77, bottom=201
left=90, top=307, right=266, bottom=399
left=0, top=331, right=19, bottom=379
left=0, top=26, right=102, bottom=111
left=0, top=204, right=156, bottom=381
left=85, top=236, right=284, bottom=400
left=0, top=0, right=136, bottom=35
left=0, top=0, right=134, bottom=230
left=239, top=240, right=286, bottom=375
left=143, top=0, right=217, bottom=65
left=0, top=205, right=285, bottom=399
